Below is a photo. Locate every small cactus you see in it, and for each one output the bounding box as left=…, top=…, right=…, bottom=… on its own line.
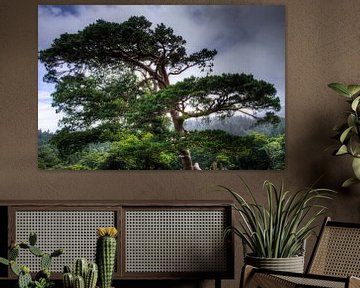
left=85, top=262, right=98, bottom=288
left=74, top=275, right=85, bottom=288
left=18, top=268, right=32, bottom=288
left=96, top=227, right=118, bottom=288
left=74, top=258, right=87, bottom=279
left=63, top=272, right=74, bottom=288
left=0, top=232, right=63, bottom=288
left=63, top=259, right=98, bottom=288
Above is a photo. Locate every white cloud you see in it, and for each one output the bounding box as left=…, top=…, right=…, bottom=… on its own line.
left=38, top=90, right=63, bottom=132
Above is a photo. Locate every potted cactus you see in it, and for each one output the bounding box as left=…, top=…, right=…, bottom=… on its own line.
left=96, top=227, right=118, bottom=288
left=62, top=258, right=98, bottom=288
left=0, top=232, right=63, bottom=288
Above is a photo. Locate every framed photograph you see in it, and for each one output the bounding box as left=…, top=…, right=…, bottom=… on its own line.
left=38, top=5, right=285, bottom=170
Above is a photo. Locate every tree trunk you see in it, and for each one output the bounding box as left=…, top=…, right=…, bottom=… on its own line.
left=158, top=71, right=194, bottom=170
left=170, top=109, right=194, bottom=170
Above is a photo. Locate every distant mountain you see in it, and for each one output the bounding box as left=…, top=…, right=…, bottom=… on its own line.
left=184, top=115, right=285, bottom=136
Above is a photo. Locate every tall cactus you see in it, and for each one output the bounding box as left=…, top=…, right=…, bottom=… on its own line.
left=96, top=227, right=118, bottom=288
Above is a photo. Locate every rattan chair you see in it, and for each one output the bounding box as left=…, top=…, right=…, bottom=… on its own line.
left=241, top=217, right=360, bottom=288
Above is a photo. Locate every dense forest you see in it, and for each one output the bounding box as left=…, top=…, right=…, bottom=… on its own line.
left=38, top=116, right=285, bottom=170
left=38, top=16, right=285, bottom=170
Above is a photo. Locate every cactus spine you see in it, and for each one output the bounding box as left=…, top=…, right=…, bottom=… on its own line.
left=63, top=260, right=98, bottom=288
left=96, top=227, right=118, bottom=288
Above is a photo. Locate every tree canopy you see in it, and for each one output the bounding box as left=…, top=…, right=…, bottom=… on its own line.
left=39, top=16, right=283, bottom=170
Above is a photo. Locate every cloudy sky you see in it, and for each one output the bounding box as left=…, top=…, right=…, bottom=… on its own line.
left=38, top=5, right=285, bottom=132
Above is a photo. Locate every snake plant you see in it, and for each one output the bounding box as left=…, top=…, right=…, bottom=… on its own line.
left=328, top=83, right=360, bottom=187
left=222, top=179, right=335, bottom=258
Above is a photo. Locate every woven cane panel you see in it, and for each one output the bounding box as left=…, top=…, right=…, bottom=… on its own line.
left=277, top=275, right=345, bottom=288
left=125, top=210, right=227, bottom=273
left=310, top=226, right=360, bottom=277
left=15, top=211, right=115, bottom=272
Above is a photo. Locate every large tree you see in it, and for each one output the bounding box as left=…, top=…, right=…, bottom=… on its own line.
left=39, top=16, right=281, bottom=170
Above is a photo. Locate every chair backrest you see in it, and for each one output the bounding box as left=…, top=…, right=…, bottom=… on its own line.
left=307, top=217, right=360, bottom=277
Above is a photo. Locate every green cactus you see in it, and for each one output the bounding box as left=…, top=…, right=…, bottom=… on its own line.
left=18, top=269, right=32, bottom=288
left=73, top=275, right=85, bottom=288
left=9, top=246, right=19, bottom=260
left=63, top=259, right=98, bottom=288
left=74, top=258, right=87, bottom=279
left=51, top=248, right=64, bottom=258
left=85, top=262, right=98, bottom=288
left=96, top=235, right=117, bottom=288
left=0, top=232, right=63, bottom=288
left=29, top=245, right=44, bottom=257
left=41, top=253, right=52, bottom=270
left=63, top=272, right=74, bottom=288
left=19, top=243, right=30, bottom=249
left=29, top=232, right=37, bottom=246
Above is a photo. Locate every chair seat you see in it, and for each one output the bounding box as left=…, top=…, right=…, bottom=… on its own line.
left=277, top=274, right=346, bottom=288
left=243, top=265, right=360, bottom=288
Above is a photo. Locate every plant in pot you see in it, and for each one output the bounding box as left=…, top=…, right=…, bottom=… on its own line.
left=222, top=179, right=334, bottom=273
left=328, top=83, right=360, bottom=187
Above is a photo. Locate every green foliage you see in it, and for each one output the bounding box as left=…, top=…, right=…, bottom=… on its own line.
left=329, top=83, right=360, bottom=187
left=222, top=179, right=335, bottom=258
left=157, top=74, right=280, bottom=122
left=39, top=17, right=217, bottom=84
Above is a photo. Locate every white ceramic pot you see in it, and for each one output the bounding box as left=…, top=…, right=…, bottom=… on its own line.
left=245, top=254, right=305, bottom=273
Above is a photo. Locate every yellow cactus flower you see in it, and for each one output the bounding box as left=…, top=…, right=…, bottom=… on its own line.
left=96, top=227, right=118, bottom=238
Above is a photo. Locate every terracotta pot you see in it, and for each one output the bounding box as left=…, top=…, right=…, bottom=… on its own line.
left=245, top=254, right=305, bottom=273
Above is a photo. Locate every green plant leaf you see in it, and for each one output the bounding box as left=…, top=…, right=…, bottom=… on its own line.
left=347, top=85, right=360, bottom=97
left=342, top=177, right=360, bottom=188
left=352, top=157, right=360, bottom=179
left=336, top=145, right=348, bottom=155
left=0, top=257, right=9, bottom=266
left=347, top=114, right=356, bottom=128
left=351, top=96, right=360, bottom=111
left=328, top=83, right=351, bottom=97
left=340, top=127, right=353, bottom=143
